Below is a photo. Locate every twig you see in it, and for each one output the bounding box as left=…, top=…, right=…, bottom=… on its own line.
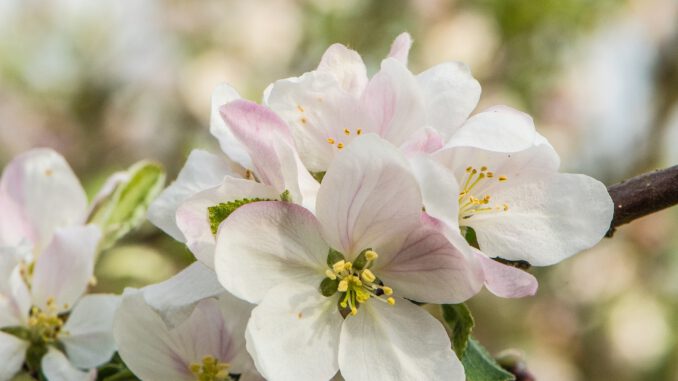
left=606, top=165, right=678, bottom=237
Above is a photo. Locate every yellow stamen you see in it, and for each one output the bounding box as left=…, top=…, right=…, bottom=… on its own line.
left=327, top=138, right=335, bottom=145
left=499, top=176, right=508, bottom=182
left=361, top=269, right=376, bottom=283
left=343, top=128, right=350, bottom=136
left=356, top=129, right=362, bottom=135
left=365, top=250, right=378, bottom=261
left=337, top=142, right=344, bottom=150
left=387, top=297, right=396, bottom=305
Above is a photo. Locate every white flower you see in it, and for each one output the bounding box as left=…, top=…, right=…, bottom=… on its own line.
left=0, top=149, right=119, bottom=380
left=113, top=271, right=262, bottom=381
left=214, top=135, right=483, bottom=381
left=413, top=109, right=614, bottom=295
left=264, top=32, right=481, bottom=172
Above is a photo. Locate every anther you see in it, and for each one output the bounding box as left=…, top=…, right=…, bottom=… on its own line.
left=343, top=128, right=350, bottom=136
left=387, top=297, right=395, bottom=305
left=498, top=176, right=508, bottom=182
left=365, top=250, right=378, bottom=261
left=356, top=129, right=362, bottom=135
left=337, top=142, right=344, bottom=150
left=361, top=269, right=376, bottom=283
left=327, top=138, right=335, bottom=145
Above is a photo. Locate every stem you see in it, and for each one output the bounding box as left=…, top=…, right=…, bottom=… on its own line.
left=606, top=165, right=678, bottom=237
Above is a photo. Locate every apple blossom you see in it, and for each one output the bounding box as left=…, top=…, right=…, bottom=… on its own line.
left=114, top=282, right=262, bottom=381
left=214, top=135, right=483, bottom=381
left=0, top=149, right=120, bottom=380
left=412, top=108, right=614, bottom=296
left=264, top=32, right=481, bottom=172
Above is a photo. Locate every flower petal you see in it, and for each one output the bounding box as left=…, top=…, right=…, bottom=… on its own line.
left=317, top=43, right=368, bottom=97
left=410, top=155, right=460, bottom=231
left=400, top=126, right=444, bottom=156
left=387, top=32, right=413, bottom=65
left=31, top=225, right=100, bottom=311
left=316, top=134, right=422, bottom=258
left=416, top=62, right=481, bottom=139
left=41, top=348, right=96, bottom=381
left=445, top=106, right=537, bottom=152
left=176, top=177, right=279, bottom=266
left=377, top=220, right=483, bottom=304
left=114, top=291, right=193, bottom=381
left=0, top=331, right=28, bottom=380
left=266, top=71, right=373, bottom=172
left=361, top=58, right=426, bottom=146
left=219, top=100, right=318, bottom=206
left=215, top=201, right=328, bottom=303
left=209, top=83, right=251, bottom=168
left=147, top=149, right=236, bottom=242
left=214, top=292, right=257, bottom=376
left=468, top=173, right=614, bottom=266
left=0, top=255, right=30, bottom=327
left=142, top=261, right=226, bottom=329
left=245, top=283, right=342, bottom=381
left=339, top=298, right=463, bottom=381
left=61, top=294, right=120, bottom=368
left=0, top=148, right=87, bottom=248
left=476, top=253, right=538, bottom=298
left=172, top=298, right=240, bottom=366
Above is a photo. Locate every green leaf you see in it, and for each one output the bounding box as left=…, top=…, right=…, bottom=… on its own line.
left=462, top=338, right=515, bottom=381
left=208, top=197, right=273, bottom=236
left=88, top=161, right=166, bottom=251
left=441, top=303, right=475, bottom=357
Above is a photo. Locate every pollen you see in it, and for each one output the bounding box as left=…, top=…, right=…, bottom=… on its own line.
left=356, top=129, right=362, bottom=135
left=300, top=117, right=308, bottom=124
left=458, top=165, right=510, bottom=221
left=189, top=355, right=231, bottom=381
left=344, top=128, right=351, bottom=136
left=321, top=249, right=395, bottom=317
left=297, top=105, right=304, bottom=113
left=337, top=142, right=344, bottom=150
left=327, top=138, right=335, bottom=145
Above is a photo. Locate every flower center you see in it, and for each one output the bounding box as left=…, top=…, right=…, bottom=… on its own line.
left=320, top=249, right=394, bottom=317
left=458, top=166, right=509, bottom=222
left=189, top=355, right=231, bottom=381
left=28, top=298, right=65, bottom=343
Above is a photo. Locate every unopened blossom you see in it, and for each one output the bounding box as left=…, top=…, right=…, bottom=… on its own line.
left=0, top=149, right=119, bottom=380
left=413, top=110, right=614, bottom=296
left=114, top=278, right=262, bottom=381
left=214, top=135, right=483, bottom=381
left=264, top=32, right=481, bottom=172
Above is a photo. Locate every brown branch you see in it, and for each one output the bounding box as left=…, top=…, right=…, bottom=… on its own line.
left=606, top=165, right=678, bottom=237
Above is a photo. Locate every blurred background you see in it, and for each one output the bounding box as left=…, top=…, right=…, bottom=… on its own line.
left=1, top=0, right=677, bottom=380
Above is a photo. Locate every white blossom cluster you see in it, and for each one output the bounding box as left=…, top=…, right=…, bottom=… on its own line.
left=0, top=33, right=613, bottom=381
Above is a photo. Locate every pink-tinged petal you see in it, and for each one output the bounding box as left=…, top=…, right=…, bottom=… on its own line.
left=377, top=221, right=483, bottom=304
left=387, top=32, right=413, bottom=65
left=400, top=126, right=444, bottom=156
left=339, top=299, right=464, bottom=381
left=0, top=331, right=28, bottom=380
left=362, top=58, right=427, bottom=146
left=317, top=43, right=368, bottom=97
left=445, top=106, right=537, bottom=152
left=417, top=62, right=481, bottom=139
left=214, top=201, right=328, bottom=303
left=0, top=148, right=87, bottom=248
left=266, top=71, right=375, bottom=172
left=142, top=262, right=225, bottom=329
left=176, top=177, right=279, bottom=266
left=468, top=173, right=613, bottom=266
left=31, top=225, right=100, bottom=312
left=41, top=348, right=96, bottom=381
left=172, top=298, right=239, bottom=366
left=114, top=291, right=193, bottom=381
left=0, top=263, right=31, bottom=328
left=219, top=100, right=317, bottom=205
left=209, top=83, right=251, bottom=168
left=245, top=283, right=342, bottom=381
left=61, top=294, right=120, bottom=368
left=316, top=135, right=422, bottom=259
left=476, top=253, right=538, bottom=298
left=148, top=149, right=237, bottom=242
left=214, top=292, right=257, bottom=377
